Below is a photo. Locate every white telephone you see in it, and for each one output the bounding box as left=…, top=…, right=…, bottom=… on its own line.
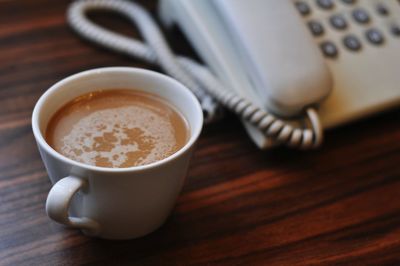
left=67, top=0, right=400, bottom=149
left=159, top=0, right=400, bottom=144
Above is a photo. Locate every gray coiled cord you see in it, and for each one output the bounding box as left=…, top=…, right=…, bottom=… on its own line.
left=67, top=0, right=323, bottom=149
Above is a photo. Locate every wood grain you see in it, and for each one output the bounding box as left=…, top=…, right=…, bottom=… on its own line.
left=1, top=0, right=400, bottom=265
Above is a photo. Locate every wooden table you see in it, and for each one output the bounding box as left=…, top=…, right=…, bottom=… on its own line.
left=1, top=0, right=400, bottom=265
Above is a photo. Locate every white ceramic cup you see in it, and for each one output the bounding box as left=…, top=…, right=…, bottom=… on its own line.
left=32, top=67, right=203, bottom=240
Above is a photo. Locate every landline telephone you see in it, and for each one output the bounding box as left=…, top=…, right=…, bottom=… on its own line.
left=67, top=0, right=400, bottom=149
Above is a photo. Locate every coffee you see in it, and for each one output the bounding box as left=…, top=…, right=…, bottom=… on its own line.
left=45, top=89, right=189, bottom=168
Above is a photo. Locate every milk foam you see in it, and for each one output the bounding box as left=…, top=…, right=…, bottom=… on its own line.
left=60, top=106, right=176, bottom=167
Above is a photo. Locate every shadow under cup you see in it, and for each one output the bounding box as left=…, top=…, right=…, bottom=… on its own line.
left=32, top=67, right=203, bottom=239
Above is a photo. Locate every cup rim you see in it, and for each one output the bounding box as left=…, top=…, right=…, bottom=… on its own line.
left=32, top=67, right=203, bottom=173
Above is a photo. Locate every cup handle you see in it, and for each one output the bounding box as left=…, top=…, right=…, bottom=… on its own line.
left=46, top=175, right=100, bottom=235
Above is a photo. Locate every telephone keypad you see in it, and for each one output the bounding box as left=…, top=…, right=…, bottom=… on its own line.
left=343, top=35, right=362, bottom=51
left=352, top=8, right=370, bottom=24
left=295, top=0, right=400, bottom=59
left=365, top=29, right=384, bottom=45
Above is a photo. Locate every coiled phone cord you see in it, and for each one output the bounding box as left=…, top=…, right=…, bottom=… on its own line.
left=67, top=0, right=323, bottom=149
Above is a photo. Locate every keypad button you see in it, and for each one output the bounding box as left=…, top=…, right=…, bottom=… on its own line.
left=376, top=3, right=389, bottom=16
left=316, top=0, right=334, bottom=10
left=391, top=24, right=400, bottom=37
left=330, top=15, right=347, bottom=30
left=308, top=20, right=324, bottom=36
left=341, top=0, right=356, bottom=4
left=320, top=41, right=338, bottom=58
left=343, top=35, right=362, bottom=51
left=295, top=1, right=311, bottom=16
left=366, top=29, right=384, bottom=45
left=352, top=9, right=370, bottom=24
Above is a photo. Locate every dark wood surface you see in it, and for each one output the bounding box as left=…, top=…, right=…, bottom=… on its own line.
left=1, top=0, right=400, bottom=265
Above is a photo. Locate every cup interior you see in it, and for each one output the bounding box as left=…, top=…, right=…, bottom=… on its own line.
left=32, top=67, right=203, bottom=171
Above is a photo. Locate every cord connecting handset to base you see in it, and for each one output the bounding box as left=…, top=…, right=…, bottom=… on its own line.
left=67, top=0, right=327, bottom=149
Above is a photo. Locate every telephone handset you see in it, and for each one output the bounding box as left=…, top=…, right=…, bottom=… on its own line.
left=161, top=0, right=333, bottom=117
left=67, top=0, right=400, bottom=149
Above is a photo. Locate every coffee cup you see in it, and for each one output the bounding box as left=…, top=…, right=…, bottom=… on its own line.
left=31, top=67, right=203, bottom=239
